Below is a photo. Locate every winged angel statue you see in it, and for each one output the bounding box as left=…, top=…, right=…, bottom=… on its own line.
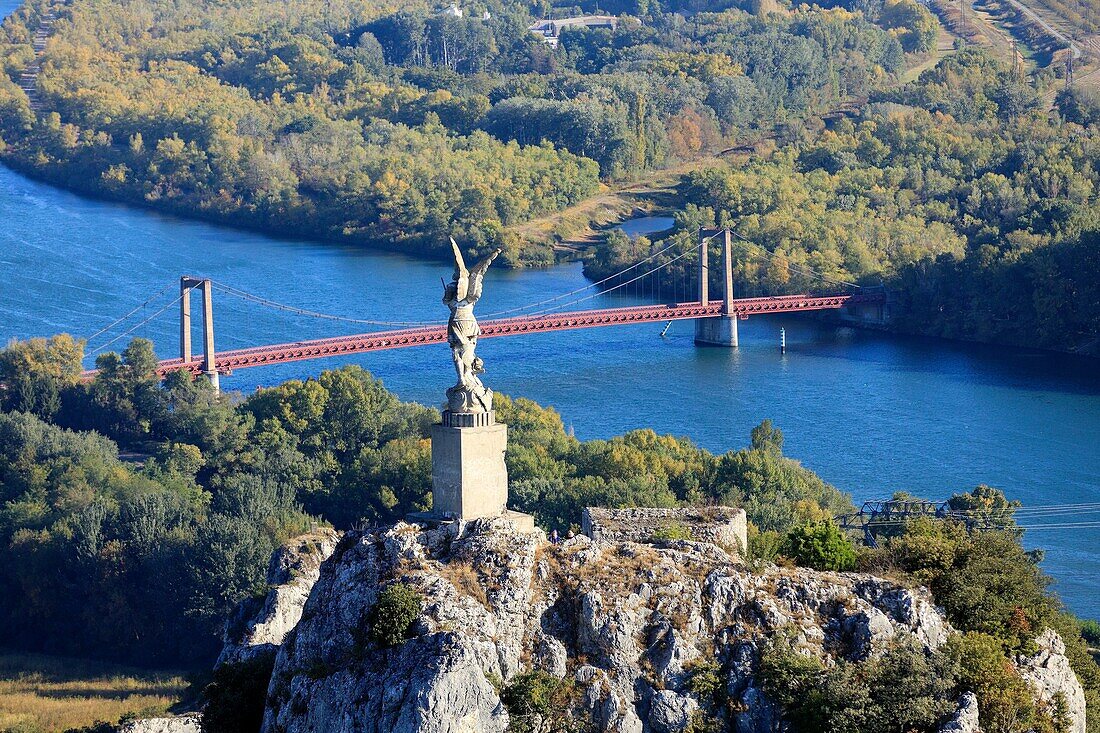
left=442, top=239, right=501, bottom=413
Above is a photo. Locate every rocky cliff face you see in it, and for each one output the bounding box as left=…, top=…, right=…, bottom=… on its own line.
left=1017, top=628, right=1088, bottom=733
left=218, top=527, right=341, bottom=668
left=245, top=519, right=1090, bottom=733
left=257, top=518, right=974, bottom=733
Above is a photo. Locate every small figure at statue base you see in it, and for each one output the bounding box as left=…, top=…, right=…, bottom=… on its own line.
left=445, top=358, right=493, bottom=413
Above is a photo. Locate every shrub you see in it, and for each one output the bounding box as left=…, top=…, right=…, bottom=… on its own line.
left=747, top=523, right=783, bottom=563
left=63, top=724, right=115, bottom=733
left=1081, top=619, right=1100, bottom=648
left=946, top=631, right=1057, bottom=733
left=755, top=634, right=825, bottom=711
left=780, top=520, right=857, bottom=571
left=685, top=659, right=724, bottom=704
left=758, top=634, right=958, bottom=733
left=369, top=583, right=423, bottom=647
left=650, top=522, right=694, bottom=542
left=500, top=671, right=573, bottom=733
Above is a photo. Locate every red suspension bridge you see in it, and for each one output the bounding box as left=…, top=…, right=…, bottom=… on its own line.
left=80, top=229, right=887, bottom=385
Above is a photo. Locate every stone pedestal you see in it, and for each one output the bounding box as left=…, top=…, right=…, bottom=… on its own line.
left=430, top=411, right=509, bottom=520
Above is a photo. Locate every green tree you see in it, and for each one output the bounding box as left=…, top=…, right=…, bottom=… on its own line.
left=0, top=334, right=84, bottom=418
left=781, top=520, right=858, bottom=571
left=947, top=632, right=1057, bottom=733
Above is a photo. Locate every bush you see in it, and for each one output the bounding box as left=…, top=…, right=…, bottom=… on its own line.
left=201, top=655, right=276, bottom=733
left=1081, top=619, right=1100, bottom=648
left=63, top=724, right=115, bottom=733
left=747, top=523, right=783, bottom=563
left=650, top=522, right=694, bottom=542
left=685, top=659, right=724, bottom=703
left=500, top=671, right=572, bottom=733
left=758, top=634, right=958, bottom=733
left=946, top=632, right=1057, bottom=733
left=780, top=520, right=857, bottom=571
left=755, top=634, right=825, bottom=711
left=369, top=583, right=423, bottom=647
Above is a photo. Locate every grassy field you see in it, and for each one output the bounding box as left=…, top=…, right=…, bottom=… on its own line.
left=0, top=653, right=189, bottom=733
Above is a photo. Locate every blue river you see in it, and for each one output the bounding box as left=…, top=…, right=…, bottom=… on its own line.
left=2, top=0, right=1098, bottom=619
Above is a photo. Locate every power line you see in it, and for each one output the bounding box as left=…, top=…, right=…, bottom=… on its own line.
left=848, top=509, right=1100, bottom=529
left=860, top=499, right=1100, bottom=511
left=1016, top=522, right=1100, bottom=530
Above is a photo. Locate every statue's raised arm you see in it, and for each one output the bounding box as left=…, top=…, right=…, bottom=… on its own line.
left=466, top=247, right=500, bottom=305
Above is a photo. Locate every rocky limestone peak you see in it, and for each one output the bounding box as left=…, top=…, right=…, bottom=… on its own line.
left=258, top=518, right=964, bottom=733
left=1017, top=627, right=1088, bottom=733
left=218, top=527, right=341, bottom=668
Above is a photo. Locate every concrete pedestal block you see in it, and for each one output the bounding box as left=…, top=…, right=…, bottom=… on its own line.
left=694, top=315, right=739, bottom=347
left=431, top=421, right=508, bottom=520
left=502, top=510, right=537, bottom=533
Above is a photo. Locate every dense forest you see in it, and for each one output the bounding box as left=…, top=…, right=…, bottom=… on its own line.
left=587, top=49, right=1100, bottom=352
left=1, top=334, right=1099, bottom=732
left=0, top=0, right=936, bottom=264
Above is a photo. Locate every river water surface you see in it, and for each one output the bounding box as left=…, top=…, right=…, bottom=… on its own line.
left=2, top=0, right=1099, bottom=618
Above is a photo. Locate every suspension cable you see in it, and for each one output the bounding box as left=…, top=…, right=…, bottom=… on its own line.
left=83, top=282, right=176, bottom=344
left=725, top=227, right=864, bottom=290
left=522, top=240, right=704, bottom=317
left=481, top=236, right=702, bottom=319
left=209, top=282, right=441, bottom=328
left=87, top=293, right=186, bottom=357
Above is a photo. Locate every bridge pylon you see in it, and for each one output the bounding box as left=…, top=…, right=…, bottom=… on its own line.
left=180, top=276, right=219, bottom=391
left=694, top=228, right=739, bottom=347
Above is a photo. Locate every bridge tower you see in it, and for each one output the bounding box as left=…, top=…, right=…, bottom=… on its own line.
left=694, top=228, right=739, bottom=347
left=180, top=276, right=219, bottom=391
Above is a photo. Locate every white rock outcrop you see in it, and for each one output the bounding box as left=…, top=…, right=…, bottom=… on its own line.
left=260, top=519, right=959, bottom=733
left=117, top=714, right=201, bottom=733
left=218, top=527, right=340, bottom=668
left=1017, top=627, right=1088, bottom=733
left=938, top=692, right=980, bottom=733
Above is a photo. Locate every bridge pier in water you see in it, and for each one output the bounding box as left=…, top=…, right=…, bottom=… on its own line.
left=694, top=228, right=739, bottom=348
left=180, top=276, right=219, bottom=391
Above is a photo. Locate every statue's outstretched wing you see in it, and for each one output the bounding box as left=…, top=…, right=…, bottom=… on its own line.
left=466, top=248, right=501, bottom=303
left=450, top=237, right=469, bottom=301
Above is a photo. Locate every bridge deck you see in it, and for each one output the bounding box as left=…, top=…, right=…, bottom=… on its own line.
left=82, top=293, right=883, bottom=378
